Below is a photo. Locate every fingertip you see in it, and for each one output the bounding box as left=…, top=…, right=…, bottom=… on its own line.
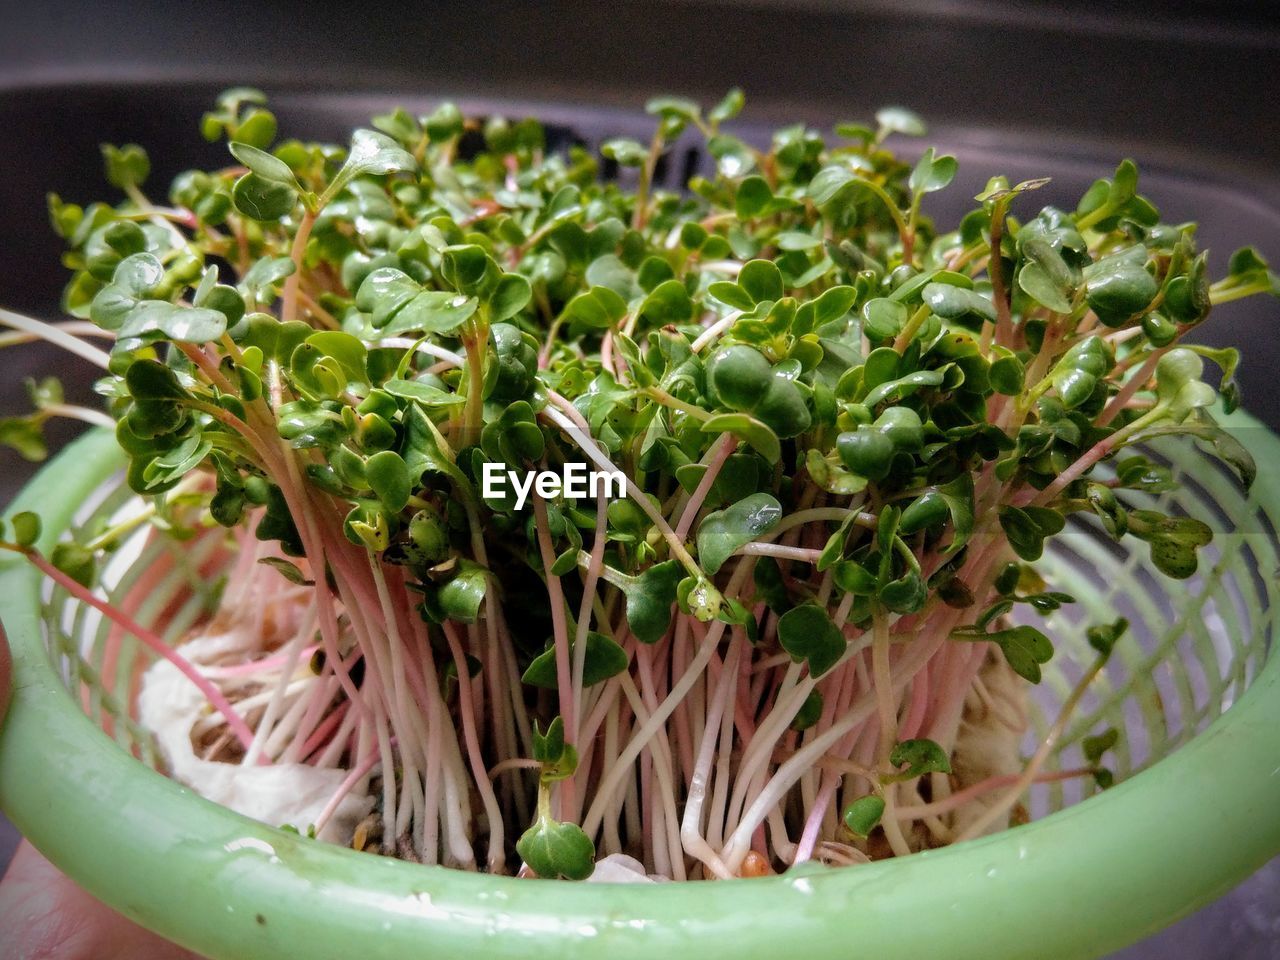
left=0, top=841, right=203, bottom=959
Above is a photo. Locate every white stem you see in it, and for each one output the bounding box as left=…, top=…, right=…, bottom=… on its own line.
left=0, top=308, right=112, bottom=368
left=690, top=311, right=741, bottom=352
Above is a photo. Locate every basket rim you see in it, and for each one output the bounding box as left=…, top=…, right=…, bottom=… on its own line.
left=2, top=413, right=1279, bottom=960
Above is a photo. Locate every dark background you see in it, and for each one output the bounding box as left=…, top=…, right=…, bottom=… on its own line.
left=0, top=1, right=1278, bottom=956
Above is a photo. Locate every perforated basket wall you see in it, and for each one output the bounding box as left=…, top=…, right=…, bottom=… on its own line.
left=37, top=431, right=1278, bottom=813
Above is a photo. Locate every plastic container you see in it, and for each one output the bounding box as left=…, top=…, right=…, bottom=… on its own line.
left=1, top=410, right=1278, bottom=960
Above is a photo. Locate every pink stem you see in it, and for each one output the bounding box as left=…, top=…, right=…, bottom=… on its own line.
left=1097, top=345, right=1169, bottom=427
left=674, top=433, right=737, bottom=542
left=895, top=767, right=1095, bottom=820
left=532, top=495, right=574, bottom=731
left=299, top=700, right=349, bottom=762
left=313, top=734, right=395, bottom=834
left=898, top=661, right=931, bottom=741
left=792, top=773, right=839, bottom=864
left=202, top=644, right=321, bottom=678
left=26, top=550, right=257, bottom=753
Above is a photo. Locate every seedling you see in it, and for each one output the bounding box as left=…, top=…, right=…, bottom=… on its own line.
left=2, top=89, right=1271, bottom=880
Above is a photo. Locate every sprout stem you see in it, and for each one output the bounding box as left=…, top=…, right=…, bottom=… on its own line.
left=17, top=546, right=256, bottom=752
left=0, top=309, right=112, bottom=369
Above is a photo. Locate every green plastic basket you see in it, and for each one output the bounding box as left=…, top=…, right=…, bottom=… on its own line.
left=2, top=410, right=1279, bottom=960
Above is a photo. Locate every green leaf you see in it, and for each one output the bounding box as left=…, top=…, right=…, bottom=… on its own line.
left=709, top=280, right=755, bottom=311
left=119, top=301, right=228, bottom=344
left=958, top=623, right=1054, bottom=683
left=480, top=401, right=545, bottom=467
left=562, top=285, right=628, bottom=330
left=1126, top=510, right=1213, bottom=580
left=707, top=344, right=771, bottom=409
left=777, top=603, right=845, bottom=678
left=1126, top=410, right=1255, bottom=491
left=517, top=817, right=596, bottom=881
left=834, top=122, right=875, bottom=143
left=522, top=631, right=630, bottom=689
left=1153, top=347, right=1211, bottom=415
left=27, top=378, right=67, bottom=414
left=738, top=259, right=784, bottom=304
left=701, top=413, right=780, bottom=464
left=424, top=102, right=464, bottom=142
left=843, top=795, right=885, bottom=838
left=1017, top=260, right=1073, bottom=313
left=936, top=474, right=975, bottom=554
left=999, top=505, right=1066, bottom=562
left=708, top=133, right=756, bottom=178
left=1086, top=618, right=1129, bottom=659
left=922, top=283, right=997, bottom=324
left=1228, top=246, right=1269, bottom=278
left=535, top=736, right=578, bottom=784
left=736, top=176, right=772, bottom=219
left=791, top=690, right=824, bottom=731
left=875, top=107, right=926, bottom=137
left=890, top=268, right=972, bottom=304
left=341, top=128, right=418, bottom=179
left=833, top=559, right=877, bottom=595
left=862, top=369, right=945, bottom=409
left=383, top=379, right=464, bottom=407
left=101, top=143, right=150, bottom=189
left=306, top=330, right=367, bottom=382
left=709, top=87, right=745, bottom=125
left=192, top=266, right=246, bottom=326
left=356, top=267, right=419, bottom=326
left=817, top=514, right=856, bottom=571
left=490, top=273, right=532, bottom=322
left=646, top=96, right=701, bottom=126
left=622, top=559, right=683, bottom=644
left=240, top=256, right=297, bottom=301
left=908, top=147, right=957, bottom=194
left=880, top=567, right=926, bottom=614
left=365, top=449, right=411, bottom=512
left=235, top=109, right=277, bottom=149
left=232, top=173, right=297, bottom=221
left=601, top=138, right=646, bottom=167
left=806, top=165, right=858, bottom=208
left=898, top=491, right=949, bottom=536
left=50, top=542, right=96, bottom=587
left=1108, top=159, right=1138, bottom=205
left=637, top=279, right=694, bottom=325
left=0, top=417, right=47, bottom=461
left=257, top=556, right=311, bottom=585
left=11, top=511, right=41, bottom=548
left=228, top=142, right=301, bottom=189
left=436, top=560, right=489, bottom=623
left=861, top=298, right=907, bottom=341
left=837, top=426, right=894, bottom=481
left=887, top=738, right=951, bottom=779
left=90, top=251, right=164, bottom=330
left=532, top=716, right=567, bottom=765
left=696, top=492, right=782, bottom=574
left=1084, top=255, right=1158, bottom=325
left=442, top=244, right=495, bottom=296
left=357, top=268, right=478, bottom=335
left=1082, top=727, right=1119, bottom=764
left=989, top=353, right=1026, bottom=395
left=126, top=358, right=189, bottom=400
left=803, top=286, right=857, bottom=331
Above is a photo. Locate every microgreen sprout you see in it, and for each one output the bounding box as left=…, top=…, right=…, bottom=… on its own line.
left=0, top=89, right=1270, bottom=880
